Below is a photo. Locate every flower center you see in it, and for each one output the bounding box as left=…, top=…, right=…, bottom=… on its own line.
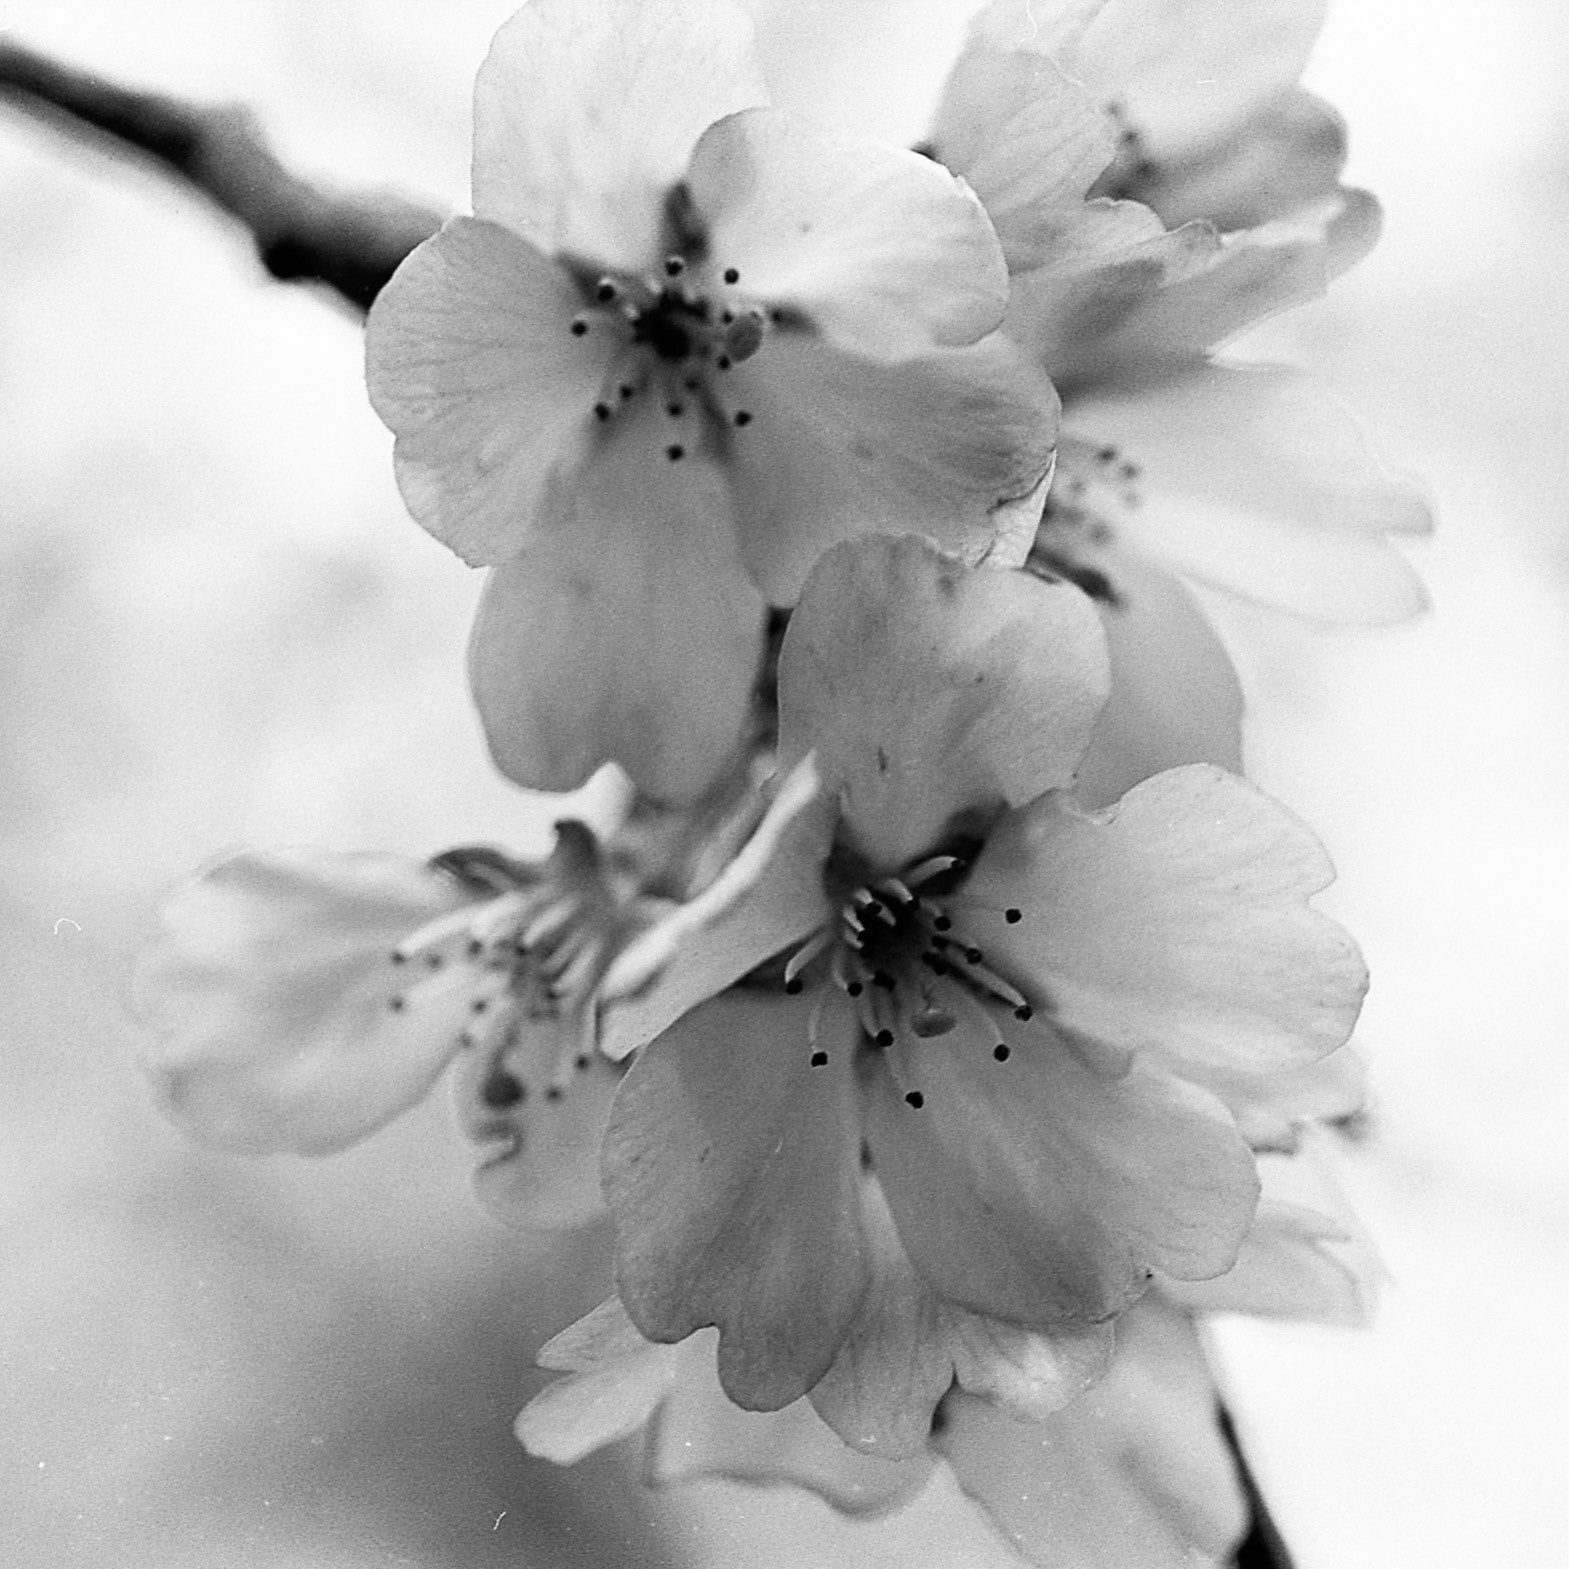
left=383, top=824, right=626, bottom=1108
left=1028, top=435, right=1144, bottom=606
left=565, top=240, right=778, bottom=460
left=780, top=854, right=1040, bottom=1098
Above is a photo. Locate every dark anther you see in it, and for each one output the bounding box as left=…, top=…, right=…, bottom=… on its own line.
left=734, top=410, right=752, bottom=427
left=873, top=1028, right=895, bottom=1048
left=390, top=950, right=407, bottom=965
left=546, top=1086, right=563, bottom=1102
left=1004, top=908, right=1022, bottom=924
left=467, top=938, right=484, bottom=957
left=569, top=319, right=588, bottom=336
left=619, top=384, right=635, bottom=400
left=470, top=998, right=489, bottom=1014
left=846, top=981, right=864, bottom=998
left=964, top=947, right=984, bottom=964
left=664, top=255, right=685, bottom=277
left=1098, top=445, right=1116, bottom=462
left=810, top=1050, right=828, bottom=1067
left=905, top=1091, right=925, bottom=1109
left=481, top=1069, right=525, bottom=1108
left=933, top=914, right=952, bottom=932
left=1014, top=1004, right=1034, bottom=1022
left=593, top=402, right=611, bottom=421
left=575, top=1054, right=591, bottom=1071
left=784, top=977, right=804, bottom=995
left=715, top=354, right=731, bottom=370
left=723, top=267, right=740, bottom=284
left=387, top=995, right=406, bottom=1012
left=993, top=1043, right=1011, bottom=1062
left=666, top=444, right=685, bottom=461
left=720, top=308, right=735, bottom=325
left=667, top=402, right=683, bottom=417
left=596, top=280, right=616, bottom=302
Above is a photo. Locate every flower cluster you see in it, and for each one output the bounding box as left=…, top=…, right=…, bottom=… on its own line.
left=134, top=0, right=1416, bottom=1563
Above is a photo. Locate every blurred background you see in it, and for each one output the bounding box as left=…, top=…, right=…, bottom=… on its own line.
left=1, top=2, right=1564, bottom=1564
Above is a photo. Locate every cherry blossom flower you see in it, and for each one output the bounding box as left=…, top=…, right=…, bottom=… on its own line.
left=132, top=807, right=649, bottom=1229
left=924, top=0, right=1432, bottom=799
left=515, top=1290, right=1264, bottom=1567
left=366, top=0, right=1059, bottom=806
left=582, top=535, right=1366, bottom=1439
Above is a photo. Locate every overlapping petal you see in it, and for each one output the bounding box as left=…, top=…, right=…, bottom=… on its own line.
left=1066, top=361, right=1432, bottom=621
left=973, top=0, right=1326, bottom=159
left=937, top=1298, right=1249, bottom=1568
left=600, top=754, right=835, bottom=1060
left=808, top=1180, right=1113, bottom=1459
left=132, top=851, right=471, bottom=1155
left=365, top=218, right=609, bottom=566
left=472, top=0, right=767, bottom=273
left=520, top=1299, right=932, bottom=1513
left=865, top=1014, right=1258, bottom=1325
left=1068, top=546, right=1244, bottom=809
left=964, top=766, right=1367, bottom=1078
left=723, top=333, right=1061, bottom=604
left=1160, top=1143, right=1381, bottom=1326
left=602, top=988, right=867, bottom=1409
left=778, top=535, right=1108, bottom=871
left=929, top=37, right=1113, bottom=267
left=453, top=1009, right=621, bottom=1233
left=467, top=395, right=766, bottom=805
left=687, top=107, right=1007, bottom=360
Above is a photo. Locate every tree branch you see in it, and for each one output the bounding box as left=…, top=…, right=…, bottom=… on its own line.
left=0, top=37, right=443, bottom=313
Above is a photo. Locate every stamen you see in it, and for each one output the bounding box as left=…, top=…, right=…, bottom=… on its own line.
left=723, top=267, right=740, bottom=284
left=733, top=410, right=752, bottom=427
left=904, top=1091, right=924, bottom=1109
left=666, top=444, right=685, bottom=461
left=663, top=255, right=685, bottom=277
left=570, top=318, right=588, bottom=337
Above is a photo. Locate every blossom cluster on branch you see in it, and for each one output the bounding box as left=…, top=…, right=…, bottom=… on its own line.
left=131, top=1, right=1423, bottom=1564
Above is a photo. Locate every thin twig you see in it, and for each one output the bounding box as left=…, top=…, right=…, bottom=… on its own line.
left=0, top=37, right=444, bottom=313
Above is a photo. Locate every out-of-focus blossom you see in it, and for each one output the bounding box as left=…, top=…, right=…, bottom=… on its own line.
left=133, top=803, right=652, bottom=1229
left=366, top=0, right=1058, bottom=806
left=518, top=1290, right=1254, bottom=1567
left=588, top=536, right=1366, bottom=1442
left=927, top=0, right=1432, bottom=799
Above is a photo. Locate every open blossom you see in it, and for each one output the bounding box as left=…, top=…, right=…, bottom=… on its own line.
left=366, top=0, right=1059, bottom=806
left=583, top=535, right=1366, bottom=1444
left=516, top=1291, right=1287, bottom=1567
left=132, top=807, right=650, bottom=1229
left=925, top=0, right=1432, bottom=798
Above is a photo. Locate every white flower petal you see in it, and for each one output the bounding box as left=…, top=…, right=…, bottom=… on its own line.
left=973, top=0, right=1326, bottom=158
left=1159, top=1142, right=1382, bottom=1325
left=809, top=1179, right=1112, bottom=1460
left=687, top=107, right=1007, bottom=359
left=932, top=41, right=1116, bottom=270
left=645, top=1329, right=932, bottom=1516
left=1071, top=361, right=1432, bottom=622
left=133, top=851, right=471, bottom=1155
left=1069, top=546, right=1244, bottom=809
left=472, top=0, right=767, bottom=273
left=365, top=219, right=611, bottom=566
left=779, top=536, right=1108, bottom=873
left=866, top=1018, right=1258, bottom=1324
left=516, top=1298, right=683, bottom=1464
left=602, top=988, right=868, bottom=1410
left=467, top=397, right=766, bottom=805
left=966, top=767, right=1368, bottom=1079
left=725, top=331, right=1059, bottom=604
left=453, top=1009, right=621, bottom=1234
left=599, top=754, right=835, bottom=1061
left=937, top=1299, right=1249, bottom=1568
